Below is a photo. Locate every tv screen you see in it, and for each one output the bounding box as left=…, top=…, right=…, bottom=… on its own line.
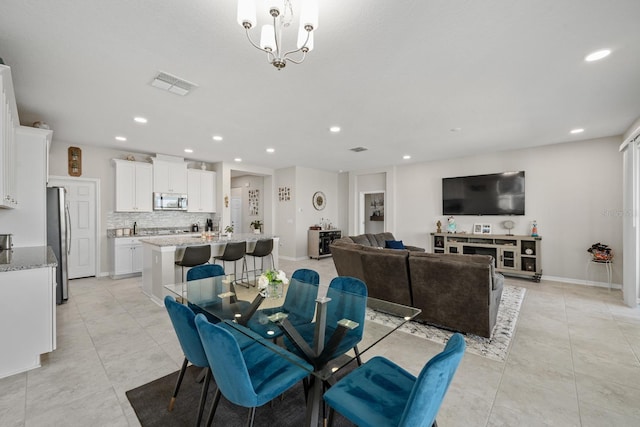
left=442, top=171, right=525, bottom=215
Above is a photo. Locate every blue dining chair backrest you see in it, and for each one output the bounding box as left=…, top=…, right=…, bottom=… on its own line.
left=187, top=264, right=225, bottom=281
left=399, top=332, right=466, bottom=427
left=282, top=268, right=320, bottom=321
left=327, top=276, right=367, bottom=332
left=195, top=314, right=256, bottom=407
left=195, top=314, right=313, bottom=411
left=164, top=295, right=209, bottom=368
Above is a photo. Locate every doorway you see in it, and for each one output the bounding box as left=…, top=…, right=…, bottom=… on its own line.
left=359, top=191, right=385, bottom=234
left=49, top=176, right=100, bottom=279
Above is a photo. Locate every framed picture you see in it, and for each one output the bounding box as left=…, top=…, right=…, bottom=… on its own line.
left=473, top=224, right=483, bottom=234
left=481, top=224, right=492, bottom=234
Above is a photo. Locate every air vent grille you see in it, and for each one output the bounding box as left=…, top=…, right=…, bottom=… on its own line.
left=349, top=147, right=368, bottom=152
left=151, top=72, right=197, bottom=96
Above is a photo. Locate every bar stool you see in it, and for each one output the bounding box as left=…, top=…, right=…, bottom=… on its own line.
left=246, top=238, right=274, bottom=282
left=175, top=245, right=211, bottom=281
left=213, top=241, right=248, bottom=286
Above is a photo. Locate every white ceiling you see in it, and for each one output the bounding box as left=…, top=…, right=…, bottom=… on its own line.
left=1, top=0, right=639, bottom=172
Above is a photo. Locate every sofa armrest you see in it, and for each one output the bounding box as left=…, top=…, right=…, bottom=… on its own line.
left=404, top=245, right=425, bottom=252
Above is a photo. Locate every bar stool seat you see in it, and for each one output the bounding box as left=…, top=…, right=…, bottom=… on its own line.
left=246, top=238, right=274, bottom=281
left=213, top=241, right=248, bottom=286
left=175, top=245, right=211, bottom=281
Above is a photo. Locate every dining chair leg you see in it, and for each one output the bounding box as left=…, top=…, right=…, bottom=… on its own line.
left=326, top=406, right=335, bottom=427
left=354, top=345, right=363, bottom=366
left=246, top=407, right=256, bottom=427
left=195, top=368, right=212, bottom=427
left=169, top=358, right=189, bottom=411
left=432, top=420, right=439, bottom=427
left=205, top=389, right=222, bottom=427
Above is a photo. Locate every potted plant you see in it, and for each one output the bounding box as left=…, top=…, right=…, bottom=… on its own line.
left=224, top=225, right=234, bottom=236
left=250, top=220, right=263, bottom=234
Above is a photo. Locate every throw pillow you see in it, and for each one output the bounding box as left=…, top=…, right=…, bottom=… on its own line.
left=385, top=240, right=405, bottom=250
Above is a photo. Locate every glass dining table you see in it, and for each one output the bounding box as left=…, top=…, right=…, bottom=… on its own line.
left=164, top=275, right=421, bottom=427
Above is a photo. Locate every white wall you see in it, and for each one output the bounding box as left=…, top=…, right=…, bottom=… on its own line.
left=275, top=167, right=296, bottom=258
left=230, top=175, right=265, bottom=233
left=389, top=136, right=623, bottom=284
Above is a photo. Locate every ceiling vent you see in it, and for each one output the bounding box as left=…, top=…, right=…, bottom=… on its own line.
left=349, top=147, right=368, bottom=152
left=151, top=72, right=197, bottom=96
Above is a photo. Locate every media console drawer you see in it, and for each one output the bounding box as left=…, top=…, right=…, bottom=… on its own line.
left=430, top=232, right=542, bottom=282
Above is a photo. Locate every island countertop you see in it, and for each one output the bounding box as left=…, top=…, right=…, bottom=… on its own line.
left=0, top=246, right=58, bottom=272
left=139, top=233, right=278, bottom=248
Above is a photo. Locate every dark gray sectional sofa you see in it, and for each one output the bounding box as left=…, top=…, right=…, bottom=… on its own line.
left=330, top=233, right=504, bottom=338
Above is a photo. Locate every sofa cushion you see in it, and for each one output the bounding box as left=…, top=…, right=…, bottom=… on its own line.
left=385, top=240, right=406, bottom=250
left=350, top=234, right=372, bottom=246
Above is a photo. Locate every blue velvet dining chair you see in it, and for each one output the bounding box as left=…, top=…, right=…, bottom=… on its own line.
left=284, top=276, right=368, bottom=365
left=163, top=295, right=213, bottom=427
left=323, top=332, right=466, bottom=427
left=185, top=263, right=252, bottom=324
left=194, top=314, right=313, bottom=427
left=246, top=268, right=320, bottom=338
left=186, top=263, right=225, bottom=281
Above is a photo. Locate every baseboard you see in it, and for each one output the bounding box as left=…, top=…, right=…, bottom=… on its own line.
left=541, top=274, right=621, bottom=290
left=279, top=255, right=313, bottom=261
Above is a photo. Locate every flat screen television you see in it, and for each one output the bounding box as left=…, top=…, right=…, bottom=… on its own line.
left=442, top=171, right=525, bottom=215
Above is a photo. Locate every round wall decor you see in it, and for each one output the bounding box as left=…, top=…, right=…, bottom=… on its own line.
left=312, top=191, right=326, bottom=210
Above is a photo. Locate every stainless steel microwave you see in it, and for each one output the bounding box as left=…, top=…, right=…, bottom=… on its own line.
left=153, top=193, right=188, bottom=211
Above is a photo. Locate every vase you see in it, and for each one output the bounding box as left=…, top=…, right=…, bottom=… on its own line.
left=267, top=281, right=283, bottom=298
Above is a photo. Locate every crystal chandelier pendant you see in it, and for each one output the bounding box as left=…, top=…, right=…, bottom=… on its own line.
left=237, top=0, right=318, bottom=70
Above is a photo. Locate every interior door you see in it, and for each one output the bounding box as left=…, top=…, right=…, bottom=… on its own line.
left=50, top=178, right=97, bottom=279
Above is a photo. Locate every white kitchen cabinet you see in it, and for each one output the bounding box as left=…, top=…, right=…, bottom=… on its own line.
left=113, top=159, right=152, bottom=212
left=110, top=237, right=143, bottom=278
left=152, top=158, right=187, bottom=194
left=0, top=265, right=56, bottom=379
left=0, top=64, right=19, bottom=209
left=187, top=169, right=216, bottom=212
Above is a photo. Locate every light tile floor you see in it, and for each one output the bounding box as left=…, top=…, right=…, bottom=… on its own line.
left=1, top=257, right=639, bottom=426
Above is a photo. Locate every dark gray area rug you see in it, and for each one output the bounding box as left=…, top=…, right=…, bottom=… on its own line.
left=126, top=365, right=357, bottom=426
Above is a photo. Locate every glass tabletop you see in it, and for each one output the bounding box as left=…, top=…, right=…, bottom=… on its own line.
left=164, top=276, right=421, bottom=377
left=165, top=276, right=421, bottom=427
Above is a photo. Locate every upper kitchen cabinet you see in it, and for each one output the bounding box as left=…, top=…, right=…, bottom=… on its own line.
left=0, top=64, right=19, bottom=209
left=151, top=156, right=187, bottom=194
left=113, top=159, right=152, bottom=212
left=187, top=169, right=216, bottom=212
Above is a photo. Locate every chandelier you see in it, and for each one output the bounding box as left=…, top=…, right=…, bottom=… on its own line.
left=237, top=0, right=318, bottom=70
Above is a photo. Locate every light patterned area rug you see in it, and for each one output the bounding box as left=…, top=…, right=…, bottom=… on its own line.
left=367, top=285, right=526, bottom=362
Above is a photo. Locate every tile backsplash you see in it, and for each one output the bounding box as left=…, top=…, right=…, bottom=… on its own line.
left=107, top=211, right=218, bottom=230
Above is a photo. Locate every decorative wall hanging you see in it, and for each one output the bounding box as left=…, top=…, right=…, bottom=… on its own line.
left=68, top=146, right=82, bottom=176
left=278, top=187, right=291, bottom=201
left=312, top=191, right=326, bottom=210
left=248, top=189, right=260, bottom=216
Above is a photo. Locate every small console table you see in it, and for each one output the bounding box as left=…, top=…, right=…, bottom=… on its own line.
left=308, top=229, right=342, bottom=259
left=430, top=232, right=542, bottom=282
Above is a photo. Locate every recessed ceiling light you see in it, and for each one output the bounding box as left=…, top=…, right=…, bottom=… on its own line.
left=585, top=49, right=611, bottom=62
left=115, top=136, right=127, bottom=142
left=329, top=126, right=341, bottom=133
left=266, top=148, right=275, bottom=153
left=403, top=155, right=411, bottom=160
left=234, top=158, right=242, bottom=162
left=212, top=135, right=223, bottom=141
left=184, top=148, right=193, bottom=153
left=450, top=127, right=462, bottom=132
left=134, top=117, right=148, bottom=124
left=570, top=128, right=584, bottom=134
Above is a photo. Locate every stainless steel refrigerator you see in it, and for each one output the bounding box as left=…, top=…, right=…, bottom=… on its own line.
left=47, top=187, right=69, bottom=304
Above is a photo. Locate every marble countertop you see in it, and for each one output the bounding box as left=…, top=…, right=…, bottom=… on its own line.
left=0, top=246, right=57, bottom=272
left=140, top=233, right=277, bottom=248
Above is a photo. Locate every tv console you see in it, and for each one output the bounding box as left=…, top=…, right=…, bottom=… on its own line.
left=430, top=232, right=542, bottom=282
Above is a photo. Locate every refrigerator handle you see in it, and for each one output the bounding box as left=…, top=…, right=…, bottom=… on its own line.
left=65, top=203, right=72, bottom=255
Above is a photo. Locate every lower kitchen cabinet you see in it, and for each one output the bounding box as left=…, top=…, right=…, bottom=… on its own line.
left=110, top=237, right=143, bottom=278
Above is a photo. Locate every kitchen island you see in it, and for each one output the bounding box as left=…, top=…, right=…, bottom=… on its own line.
left=140, top=234, right=279, bottom=305
left=0, top=246, right=57, bottom=378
